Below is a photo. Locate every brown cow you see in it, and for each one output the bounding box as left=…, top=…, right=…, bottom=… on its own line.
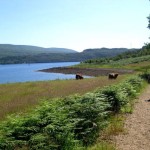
left=76, top=74, right=84, bottom=80
left=108, top=73, right=119, bottom=79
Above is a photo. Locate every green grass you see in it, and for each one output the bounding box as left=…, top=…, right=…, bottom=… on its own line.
left=101, top=115, right=125, bottom=137
left=86, top=115, right=125, bottom=150
left=123, top=61, right=150, bottom=71
left=87, top=142, right=115, bottom=150
left=0, top=76, right=125, bottom=120
left=76, top=57, right=150, bottom=72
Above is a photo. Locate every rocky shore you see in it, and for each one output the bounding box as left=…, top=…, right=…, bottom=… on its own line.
left=39, top=67, right=134, bottom=77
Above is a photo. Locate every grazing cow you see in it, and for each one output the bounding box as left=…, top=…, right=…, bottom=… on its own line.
left=108, top=73, right=119, bottom=79
left=76, top=74, right=84, bottom=80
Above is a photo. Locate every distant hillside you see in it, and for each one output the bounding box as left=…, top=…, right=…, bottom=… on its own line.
left=84, top=43, right=150, bottom=66
left=111, top=43, right=150, bottom=60
left=82, top=48, right=138, bottom=58
left=0, top=44, right=138, bottom=64
left=0, top=44, right=77, bottom=57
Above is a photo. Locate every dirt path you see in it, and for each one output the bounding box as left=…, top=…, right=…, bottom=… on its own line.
left=114, top=85, right=150, bottom=150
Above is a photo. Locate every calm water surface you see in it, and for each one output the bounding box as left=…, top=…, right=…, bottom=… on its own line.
left=0, top=62, right=79, bottom=84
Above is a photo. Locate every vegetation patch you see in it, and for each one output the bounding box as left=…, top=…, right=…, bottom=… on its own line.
left=0, top=75, right=144, bottom=149
left=79, top=43, right=150, bottom=72
left=0, top=76, right=124, bottom=120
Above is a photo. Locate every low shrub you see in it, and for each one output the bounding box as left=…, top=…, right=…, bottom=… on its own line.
left=140, top=69, right=150, bottom=83
left=63, top=93, right=110, bottom=145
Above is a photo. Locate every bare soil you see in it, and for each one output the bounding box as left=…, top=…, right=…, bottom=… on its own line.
left=39, top=67, right=133, bottom=77
left=113, top=85, right=150, bottom=150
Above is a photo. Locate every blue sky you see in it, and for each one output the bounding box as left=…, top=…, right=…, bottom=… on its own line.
left=0, top=0, right=149, bottom=52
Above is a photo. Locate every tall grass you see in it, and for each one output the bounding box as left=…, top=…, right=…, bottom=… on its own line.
left=87, top=142, right=115, bottom=150
left=0, top=76, right=125, bottom=120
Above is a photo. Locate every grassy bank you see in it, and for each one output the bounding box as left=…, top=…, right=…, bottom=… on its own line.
left=75, top=58, right=150, bottom=72
left=0, top=75, right=126, bottom=120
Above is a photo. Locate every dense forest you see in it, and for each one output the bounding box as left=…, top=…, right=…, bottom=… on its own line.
left=0, top=44, right=137, bottom=64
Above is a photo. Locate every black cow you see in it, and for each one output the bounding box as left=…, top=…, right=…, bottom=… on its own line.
left=76, top=74, right=84, bottom=80
left=108, top=73, right=119, bottom=79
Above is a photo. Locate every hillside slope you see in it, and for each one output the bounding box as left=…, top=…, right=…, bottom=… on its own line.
left=0, top=44, right=77, bottom=57
left=0, top=44, right=137, bottom=64
left=83, top=44, right=150, bottom=66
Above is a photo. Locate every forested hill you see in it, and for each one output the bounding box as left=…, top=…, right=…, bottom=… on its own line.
left=91, top=44, right=150, bottom=63
left=0, top=44, right=138, bottom=64
left=0, top=44, right=77, bottom=57
left=83, top=43, right=150, bottom=67
left=111, top=43, right=150, bottom=60
left=82, top=48, right=138, bottom=57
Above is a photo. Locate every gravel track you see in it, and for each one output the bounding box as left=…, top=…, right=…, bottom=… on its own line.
left=114, top=85, right=150, bottom=150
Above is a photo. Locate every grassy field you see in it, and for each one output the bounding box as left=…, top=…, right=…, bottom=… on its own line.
left=76, top=59, right=150, bottom=72
left=0, top=75, right=126, bottom=120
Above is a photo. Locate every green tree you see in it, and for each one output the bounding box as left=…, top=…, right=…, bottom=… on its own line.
left=148, top=0, right=150, bottom=29
left=148, top=15, right=150, bottom=30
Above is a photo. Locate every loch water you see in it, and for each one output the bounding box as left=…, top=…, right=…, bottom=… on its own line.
left=0, top=62, right=79, bottom=84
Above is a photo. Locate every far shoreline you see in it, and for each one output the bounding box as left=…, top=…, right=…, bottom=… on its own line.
left=39, top=67, right=134, bottom=77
